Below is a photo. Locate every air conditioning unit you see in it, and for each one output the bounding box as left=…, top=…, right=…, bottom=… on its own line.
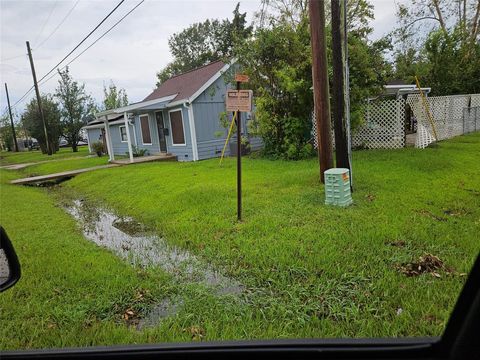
left=324, top=168, right=352, bottom=207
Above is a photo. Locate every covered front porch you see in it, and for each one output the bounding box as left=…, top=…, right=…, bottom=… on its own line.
left=93, top=94, right=178, bottom=163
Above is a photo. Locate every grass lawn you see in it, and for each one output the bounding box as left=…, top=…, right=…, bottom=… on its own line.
left=0, top=145, right=90, bottom=165
left=1, top=133, right=479, bottom=350
left=16, top=156, right=110, bottom=177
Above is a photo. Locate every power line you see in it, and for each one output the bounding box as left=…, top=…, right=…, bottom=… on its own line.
left=33, top=1, right=58, bottom=45
left=3, top=0, right=141, bottom=115
left=35, top=0, right=80, bottom=50
left=0, top=53, right=26, bottom=62
left=38, top=0, right=145, bottom=88
left=36, top=0, right=125, bottom=84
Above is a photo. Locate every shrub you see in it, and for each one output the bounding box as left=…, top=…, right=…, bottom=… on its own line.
left=127, top=145, right=149, bottom=157
left=91, top=141, right=104, bottom=157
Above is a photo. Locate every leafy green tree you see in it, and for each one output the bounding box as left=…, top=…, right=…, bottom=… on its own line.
left=156, top=3, right=253, bottom=85
left=55, top=67, right=96, bottom=152
left=0, top=113, right=13, bottom=151
left=236, top=1, right=390, bottom=159
left=103, top=81, right=128, bottom=110
left=23, top=95, right=62, bottom=154
left=422, top=27, right=480, bottom=95
left=391, top=0, right=480, bottom=94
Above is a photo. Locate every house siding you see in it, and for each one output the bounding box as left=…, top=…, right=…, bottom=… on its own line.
left=192, top=75, right=261, bottom=160
left=86, top=128, right=102, bottom=151
left=109, top=123, right=133, bottom=155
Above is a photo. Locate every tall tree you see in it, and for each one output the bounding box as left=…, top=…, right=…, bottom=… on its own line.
left=0, top=113, right=14, bottom=151
left=55, top=67, right=95, bottom=152
left=156, top=3, right=253, bottom=85
left=392, top=0, right=480, bottom=94
left=23, top=95, right=62, bottom=154
left=236, top=0, right=390, bottom=159
left=103, top=81, right=128, bottom=110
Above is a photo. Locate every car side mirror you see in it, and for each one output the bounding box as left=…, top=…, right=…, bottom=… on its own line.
left=0, top=226, right=21, bottom=292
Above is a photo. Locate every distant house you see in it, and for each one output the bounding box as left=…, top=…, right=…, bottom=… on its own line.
left=84, top=60, right=262, bottom=162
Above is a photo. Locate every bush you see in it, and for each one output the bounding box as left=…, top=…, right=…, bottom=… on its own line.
left=127, top=145, right=149, bottom=157
left=91, top=141, right=104, bottom=157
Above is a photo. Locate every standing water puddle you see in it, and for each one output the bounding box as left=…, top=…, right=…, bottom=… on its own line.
left=65, top=199, right=244, bottom=328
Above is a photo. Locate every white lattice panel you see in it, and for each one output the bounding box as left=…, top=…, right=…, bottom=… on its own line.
left=464, top=107, right=479, bottom=133
left=312, top=93, right=480, bottom=151
left=312, top=100, right=405, bottom=150
left=407, top=94, right=471, bottom=148
left=470, top=94, right=480, bottom=107
left=352, top=99, right=405, bottom=149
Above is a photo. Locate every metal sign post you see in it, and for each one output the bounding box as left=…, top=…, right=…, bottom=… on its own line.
left=225, top=75, right=251, bottom=221
left=236, top=80, right=242, bottom=221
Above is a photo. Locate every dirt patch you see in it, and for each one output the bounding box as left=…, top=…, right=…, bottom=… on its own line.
left=443, top=208, right=469, bottom=217
left=397, top=253, right=453, bottom=277
left=386, top=240, right=406, bottom=247
left=416, top=209, right=447, bottom=222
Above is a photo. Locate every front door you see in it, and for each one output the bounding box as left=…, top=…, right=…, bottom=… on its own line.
left=156, top=111, right=167, bottom=152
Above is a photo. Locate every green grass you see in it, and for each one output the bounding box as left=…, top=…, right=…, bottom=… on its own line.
left=0, top=145, right=90, bottom=165
left=16, top=156, right=110, bottom=177
left=1, top=133, right=479, bottom=350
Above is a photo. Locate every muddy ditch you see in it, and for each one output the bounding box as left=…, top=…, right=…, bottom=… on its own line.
left=64, top=199, right=245, bottom=329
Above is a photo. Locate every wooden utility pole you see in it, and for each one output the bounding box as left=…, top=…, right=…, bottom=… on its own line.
left=309, top=0, right=333, bottom=183
left=26, top=41, right=51, bottom=155
left=331, top=0, right=351, bottom=170
left=4, top=83, right=19, bottom=152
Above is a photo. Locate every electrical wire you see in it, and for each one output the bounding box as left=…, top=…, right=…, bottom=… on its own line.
left=38, top=0, right=145, bottom=88
left=36, top=0, right=125, bottom=84
left=3, top=0, right=142, bottom=115
left=33, top=1, right=58, bottom=45
left=35, top=0, right=80, bottom=50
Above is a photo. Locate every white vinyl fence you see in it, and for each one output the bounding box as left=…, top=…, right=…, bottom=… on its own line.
left=312, top=93, right=480, bottom=150
left=407, top=94, right=480, bottom=148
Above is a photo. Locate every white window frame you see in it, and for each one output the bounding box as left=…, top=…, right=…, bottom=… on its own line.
left=119, top=125, right=127, bottom=143
left=168, top=109, right=186, bottom=146
left=139, top=114, right=152, bottom=145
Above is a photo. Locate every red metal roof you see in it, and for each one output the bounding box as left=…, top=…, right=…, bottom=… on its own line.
left=143, top=60, right=226, bottom=103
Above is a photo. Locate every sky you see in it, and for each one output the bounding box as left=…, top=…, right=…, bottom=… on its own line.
left=0, top=0, right=398, bottom=117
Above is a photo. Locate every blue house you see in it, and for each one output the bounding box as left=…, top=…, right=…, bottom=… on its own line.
left=84, top=60, right=262, bottom=162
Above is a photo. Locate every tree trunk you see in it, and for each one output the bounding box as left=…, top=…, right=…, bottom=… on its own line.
left=72, top=142, right=78, bottom=152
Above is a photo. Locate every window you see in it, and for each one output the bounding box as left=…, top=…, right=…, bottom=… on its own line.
left=169, top=110, right=185, bottom=145
left=140, top=115, right=152, bottom=145
left=119, top=125, right=127, bottom=142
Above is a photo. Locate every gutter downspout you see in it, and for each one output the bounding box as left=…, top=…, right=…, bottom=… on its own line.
left=103, top=116, right=114, bottom=162
left=184, top=102, right=199, bottom=161
left=124, top=112, right=134, bottom=163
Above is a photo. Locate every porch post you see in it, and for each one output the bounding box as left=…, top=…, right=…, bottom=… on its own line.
left=103, top=116, right=115, bottom=162
left=124, top=112, right=134, bottom=163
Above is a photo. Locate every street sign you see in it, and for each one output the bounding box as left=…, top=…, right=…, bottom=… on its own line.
left=226, top=90, right=253, bottom=112
left=235, top=74, right=250, bottom=83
